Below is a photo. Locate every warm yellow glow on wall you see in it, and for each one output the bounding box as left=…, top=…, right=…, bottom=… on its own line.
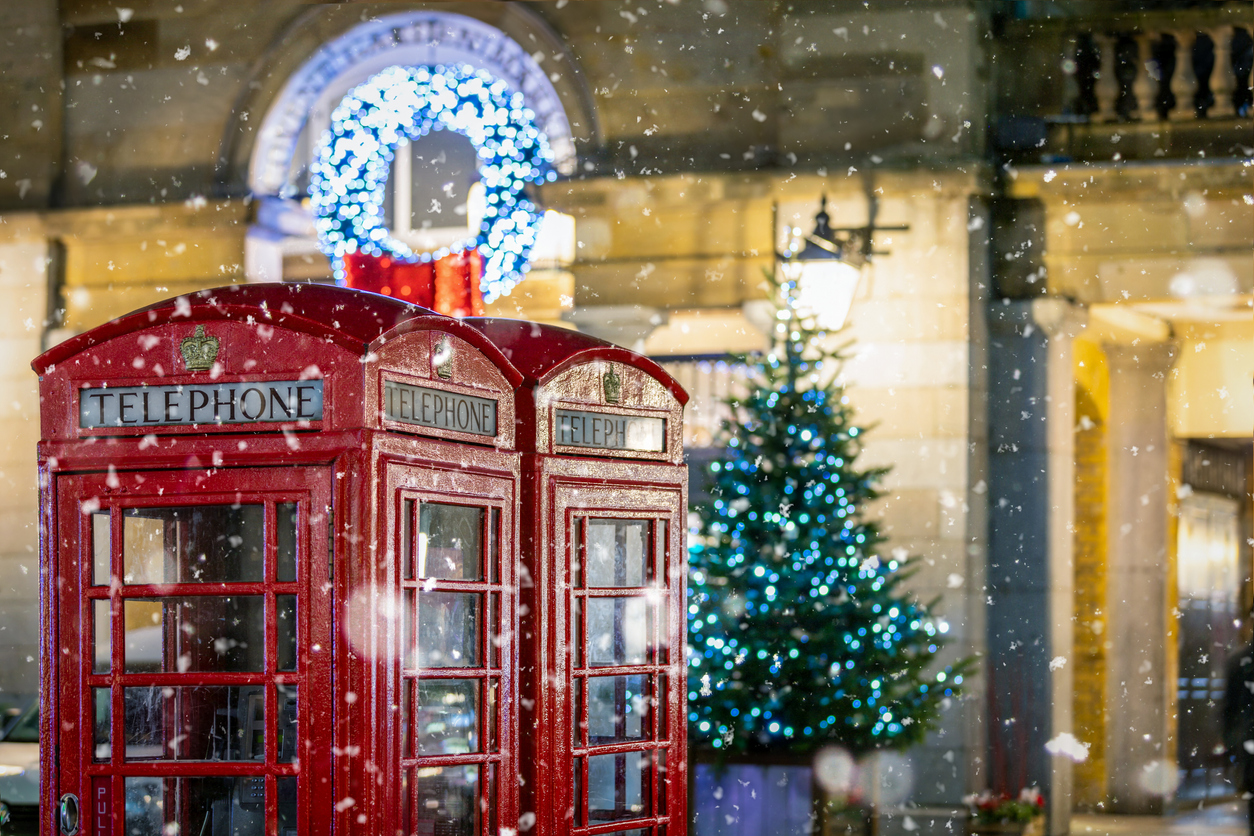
left=1072, top=335, right=1109, bottom=808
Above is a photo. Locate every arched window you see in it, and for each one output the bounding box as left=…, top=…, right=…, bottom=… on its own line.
left=244, top=10, right=586, bottom=307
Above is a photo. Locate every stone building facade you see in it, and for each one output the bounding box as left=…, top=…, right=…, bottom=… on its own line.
left=0, top=1, right=1249, bottom=833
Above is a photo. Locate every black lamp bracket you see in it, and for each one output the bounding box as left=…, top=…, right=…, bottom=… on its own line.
left=776, top=190, right=910, bottom=266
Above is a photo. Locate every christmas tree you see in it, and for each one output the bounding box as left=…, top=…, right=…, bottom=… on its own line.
left=687, top=273, right=966, bottom=757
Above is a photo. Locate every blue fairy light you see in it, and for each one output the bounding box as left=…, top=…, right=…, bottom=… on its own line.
left=309, top=63, right=554, bottom=302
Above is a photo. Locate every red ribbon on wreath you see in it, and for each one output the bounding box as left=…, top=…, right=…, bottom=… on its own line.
left=342, top=249, right=485, bottom=317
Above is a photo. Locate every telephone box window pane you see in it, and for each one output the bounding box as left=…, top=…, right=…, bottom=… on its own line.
left=586, top=519, right=648, bottom=588
left=588, top=675, right=649, bottom=744
left=587, top=751, right=651, bottom=822
left=123, top=505, right=264, bottom=585
left=418, top=592, right=480, bottom=668
left=276, top=502, right=298, bottom=583
left=414, top=765, right=479, bottom=836
left=401, top=769, right=412, bottom=834
left=419, top=503, right=483, bottom=580
left=587, top=598, right=648, bottom=667
left=402, top=499, right=416, bottom=580
left=655, top=597, right=670, bottom=665
left=124, top=597, right=265, bottom=673
left=277, top=684, right=298, bottom=763
left=92, top=511, right=111, bottom=586
left=403, top=589, right=416, bottom=669
left=489, top=593, right=501, bottom=668
left=656, top=520, right=668, bottom=584
left=93, top=687, right=111, bottom=762
left=278, top=776, right=298, bottom=835
left=123, top=685, right=265, bottom=761
left=489, top=507, right=501, bottom=584
left=487, top=679, right=499, bottom=753
left=94, top=598, right=112, bottom=674
left=124, top=777, right=266, bottom=835
left=401, top=679, right=413, bottom=759
left=417, top=679, right=480, bottom=754
left=277, top=595, right=297, bottom=672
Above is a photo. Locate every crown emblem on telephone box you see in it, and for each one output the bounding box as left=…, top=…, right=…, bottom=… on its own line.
left=180, top=325, right=220, bottom=371
left=602, top=364, right=622, bottom=404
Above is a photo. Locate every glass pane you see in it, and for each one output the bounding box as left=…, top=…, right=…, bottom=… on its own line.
left=276, top=502, right=298, bottom=583
left=414, top=765, right=479, bottom=836
left=277, top=685, right=298, bottom=763
left=588, top=675, right=650, bottom=745
left=92, top=511, right=110, bottom=586
left=586, top=519, right=648, bottom=587
left=489, top=593, right=500, bottom=668
left=658, top=749, right=668, bottom=810
left=587, top=598, right=648, bottom=667
left=656, top=519, right=668, bottom=585
left=94, top=599, right=111, bottom=674
left=278, top=776, right=298, bottom=836
left=402, top=498, right=415, bottom=580
left=401, top=679, right=413, bottom=759
left=487, top=679, right=499, bottom=753
left=403, top=589, right=415, bottom=669
left=93, top=687, right=111, bottom=762
left=124, top=597, right=265, bottom=673
left=123, top=505, right=264, bottom=585
left=417, top=679, right=479, bottom=754
left=656, top=596, right=670, bottom=665
left=489, top=507, right=500, bottom=584
left=488, top=763, right=498, bottom=834
left=277, top=595, right=297, bottom=672
left=124, top=685, right=265, bottom=761
left=124, top=776, right=266, bottom=836
left=418, top=592, right=480, bottom=668
left=587, top=751, right=651, bottom=823
left=418, top=503, right=483, bottom=580
left=401, top=770, right=412, bottom=835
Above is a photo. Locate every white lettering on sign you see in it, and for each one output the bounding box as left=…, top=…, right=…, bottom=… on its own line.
left=384, top=380, right=497, bottom=437
left=555, top=409, right=666, bottom=452
left=79, top=381, right=323, bottom=429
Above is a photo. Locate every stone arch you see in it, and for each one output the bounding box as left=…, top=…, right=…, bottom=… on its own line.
left=216, top=5, right=597, bottom=199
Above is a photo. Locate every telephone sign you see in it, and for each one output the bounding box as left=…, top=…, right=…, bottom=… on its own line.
left=555, top=408, right=666, bottom=451
left=36, top=284, right=687, bottom=836
left=78, top=380, right=324, bottom=428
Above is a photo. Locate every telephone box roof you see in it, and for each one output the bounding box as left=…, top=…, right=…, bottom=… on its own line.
left=33, top=283, right=521, bottom=385
left=462, top=318, right=688, bottom=406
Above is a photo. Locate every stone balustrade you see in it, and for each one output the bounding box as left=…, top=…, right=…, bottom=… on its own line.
left=1067, top=24, right=1252, bottom=122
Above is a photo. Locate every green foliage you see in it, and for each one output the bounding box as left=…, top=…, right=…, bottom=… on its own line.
left=686, top=273, right=967, bottom=757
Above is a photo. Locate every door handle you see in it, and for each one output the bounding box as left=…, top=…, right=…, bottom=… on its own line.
left=59, top=793, right=80, bottom=836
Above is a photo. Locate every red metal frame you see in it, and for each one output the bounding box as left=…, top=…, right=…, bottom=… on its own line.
left=56, top=467, right=334, bottom=835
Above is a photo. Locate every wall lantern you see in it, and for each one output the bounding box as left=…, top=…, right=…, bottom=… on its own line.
left=776, top=192, right=908, bottom=331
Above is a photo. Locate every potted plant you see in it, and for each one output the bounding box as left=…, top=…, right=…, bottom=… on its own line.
left=963, top=788, right=1045, bottom=835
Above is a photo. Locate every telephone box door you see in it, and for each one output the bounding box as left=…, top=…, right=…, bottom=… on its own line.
left=53, top=466, right=334, bottom=836
left=556, top=483, right=686, bottom=835
left=385, top=457, right=517, bottom=836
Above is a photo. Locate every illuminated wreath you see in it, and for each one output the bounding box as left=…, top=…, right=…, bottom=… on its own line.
left=309, top=64, right=555, bottom=302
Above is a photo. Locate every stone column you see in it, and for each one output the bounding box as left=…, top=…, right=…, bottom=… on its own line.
left=1102, top=342, right=1177, bottom=814
left=986, top=298, right=1084, bottom=836
left=0, top=216, right=49, bottom=694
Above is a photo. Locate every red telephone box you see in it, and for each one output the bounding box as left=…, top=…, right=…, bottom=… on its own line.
left=35, top=284, right=687, bottom=836
left=463, top=321, right=689, bottom=836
